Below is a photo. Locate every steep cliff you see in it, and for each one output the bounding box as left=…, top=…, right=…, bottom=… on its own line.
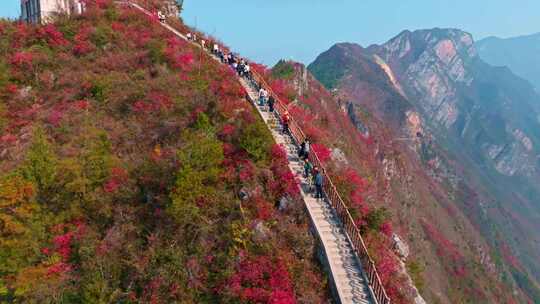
left=308, top=28, right=540, bottom=303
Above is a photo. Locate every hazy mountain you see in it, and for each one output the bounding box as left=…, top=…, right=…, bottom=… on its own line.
left=476, top=32, right=540, bottom=89
left=309, top=28, right=540, bottom=302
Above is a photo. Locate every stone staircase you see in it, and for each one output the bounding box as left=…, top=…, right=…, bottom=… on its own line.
left=240, top=79, right=376, bottom=304
left=121, top=2, right=379, bottom=303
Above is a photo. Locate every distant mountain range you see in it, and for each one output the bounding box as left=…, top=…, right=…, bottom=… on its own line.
left=308, top=27, right=540, bottom=303
left=476, top=32, right=540, bottom=89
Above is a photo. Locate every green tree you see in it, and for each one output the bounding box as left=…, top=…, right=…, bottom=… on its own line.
left=239, top=120, right=272, bottom=162
left=21, top=128, right=58, bottom=203
left=83, top=131, right=113, bottom=190
left=0, top=174, right=47, bottom=300
left=169, top=129, right=224, bottom=225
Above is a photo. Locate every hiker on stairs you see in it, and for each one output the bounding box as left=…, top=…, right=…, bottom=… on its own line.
left=258, top=87, right=268, bottom=107
left=244, top=63, right=251, bottom=81
left=268, top=95, right=275, bottom=113
left=282, top=110, right=290, bottom=135
left=314, top=168, right=324, bottom=199
left=304, top=159, right=313, bottom=179
left=157, top=11, right=166, bottom=23
left=303, top=139, right=311, bottom=160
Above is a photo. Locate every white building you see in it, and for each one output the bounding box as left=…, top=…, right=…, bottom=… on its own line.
left=21, top=0, right=85, bottom=24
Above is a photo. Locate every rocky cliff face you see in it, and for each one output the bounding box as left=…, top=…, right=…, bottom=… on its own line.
left=368, top=29, right=540, bottom=180
left=308, top=28, right=540, bottom=303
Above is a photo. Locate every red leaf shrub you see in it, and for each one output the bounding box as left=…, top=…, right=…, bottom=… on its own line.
left=229, top=254, right=296, bottom=303
left=251, top=196, right=273, bottom=221
left=1, top=133, right=17, bottom=144
left=5, top=84, right=18, bottom=95
left=73, top=26, right=95, bottom=56
left=271, top=144, right=287, bottom=163
left=238, top=160, right=255, bottom=183
left=74, top=100, right=90, bottom=110
left=220, top=124, right=236, bottom=137
left=269, top=144, right=299, bottom=197
left=47, top=109, right=65, bottom=127
left=9, top=51, right=34, bottom=68
left=47, top=262, right=72, bottom=277
left=311, top=143, right=331, bottom=164
left=37, top=24, right=68, bottom=47
left=132, top=92, right=172, bottom=114
left=380, top=221, right=393, bottom=237
left=104, top=167, right=128, bottom=193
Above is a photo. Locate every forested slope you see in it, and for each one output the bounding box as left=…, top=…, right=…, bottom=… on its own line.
left=0, top=2, right=329, bottom=302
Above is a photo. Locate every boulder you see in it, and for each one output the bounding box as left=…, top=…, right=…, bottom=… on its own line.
left=278, top=196, right=290, bottom=211
left=252, top=221, right=270, bottom=242
left=392, top=234, right=410, bottom=259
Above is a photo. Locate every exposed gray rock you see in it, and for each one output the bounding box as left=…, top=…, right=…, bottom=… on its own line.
left=18, top=86, right=32, bottom=99
left=392, top=234, right=410, bottom=260
left=238, top=188, right=249, bottom=201
left=331, top=148, right=348, bottom=165
left=278, top=196, right=290, bottom=211
left=252, top=221, right=270, bottom=242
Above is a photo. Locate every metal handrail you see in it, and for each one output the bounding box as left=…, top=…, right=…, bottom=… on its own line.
left=249, top=71, right=391, bottom=304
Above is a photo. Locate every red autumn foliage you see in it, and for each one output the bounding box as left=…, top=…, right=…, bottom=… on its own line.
left=380, top=221, right=393, bottom=237
left=421, top=219, right=467, bottom=277
left=311, top=143, right=331, bottom=164
left=37, top=24, right=68, bottom=47
left=47, top=262, right=72, bottom=277
left=220, top=124, right=236, bottom=137
left=148, top=92, right=173, bottom=110
left=228, top=253, right=296, bottom=304
left=104, top=167, right=129, bottom=193
left=74, top=100, right=90, bottom=110
left=501, top=242, right=523, bottom=271
left=5, top=84, right=18, bottom=95
left=253, top=196, right=274, bottom=221
left=238, top=160, right=256, bottom=183
left=132, top=92, right=172, bottom=114
left=421, top=220, right=462, bottom=260
left=268, top=144, right=299, bottom=197
left=73, top=26, right=95, bottom=56
left=1, top=134, right=17, bottom=144
left=9, top=51, right=34, bottom=68
left=54, top=231, right=75, bottom=260
left=269, top=79, right=293, bottom=104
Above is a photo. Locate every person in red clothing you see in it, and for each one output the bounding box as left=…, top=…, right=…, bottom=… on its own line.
left=282, top=110, right=290, bottom=135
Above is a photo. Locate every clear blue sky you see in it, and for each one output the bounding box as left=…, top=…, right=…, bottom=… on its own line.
left=2, top=0, right=539, bottom=65
left=181, top=0, right=540, bottom=65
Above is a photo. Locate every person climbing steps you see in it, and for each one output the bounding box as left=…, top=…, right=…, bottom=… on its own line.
left=314, top=168, right=324, bottom=199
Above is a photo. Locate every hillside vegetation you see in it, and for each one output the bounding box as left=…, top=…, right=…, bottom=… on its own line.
left=0, top=2, right=330, bottom=303
left=268, top=60, right=529, bottom=303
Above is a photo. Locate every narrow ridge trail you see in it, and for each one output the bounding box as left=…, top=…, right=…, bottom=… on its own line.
left=121, top=2, right=380, bottom=303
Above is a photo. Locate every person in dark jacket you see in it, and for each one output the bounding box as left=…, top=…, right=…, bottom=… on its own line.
left=268, top=95, right=275, bottom=113
left=304, top=159, right=313, bottom=179
left=282, top=111, right=290, bottom=135
left=314, top=169, right=324, bottom=199
left=299, top=141, right=306, bottom=158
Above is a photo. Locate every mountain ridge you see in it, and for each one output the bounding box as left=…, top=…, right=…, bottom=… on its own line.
left=308, top=26, right=540, bottom=303
left=476, top=32, right=540, bottom=89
